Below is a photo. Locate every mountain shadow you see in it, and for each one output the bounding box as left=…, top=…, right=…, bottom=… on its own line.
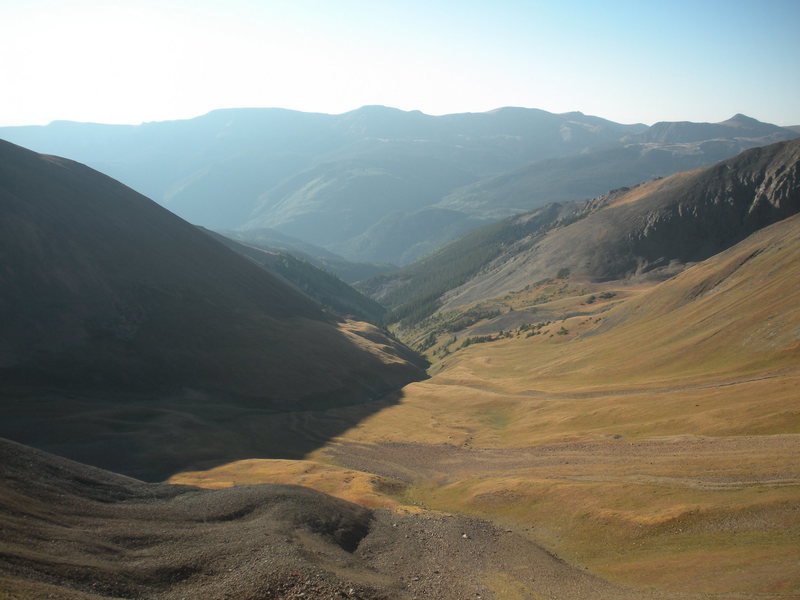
left=0, top=139, right=426, bottom=480
left=217, top=226, right=396, bottom=283
left=202, top=228, right=387, bottom=324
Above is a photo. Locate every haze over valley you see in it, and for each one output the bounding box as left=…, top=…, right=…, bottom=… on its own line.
left=2, top=108, right=796, bottom=266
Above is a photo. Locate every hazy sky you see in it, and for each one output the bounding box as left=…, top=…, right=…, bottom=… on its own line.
left=2, top=0, right=799, bottom=127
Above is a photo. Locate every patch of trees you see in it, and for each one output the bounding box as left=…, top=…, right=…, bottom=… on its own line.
left=460, top=335, right=497, bottom=348
left=585, top=291, right=617, bottom=304
left=440, top=307, right=502, bottom=332
left=268, top=252, right=386, bottom=324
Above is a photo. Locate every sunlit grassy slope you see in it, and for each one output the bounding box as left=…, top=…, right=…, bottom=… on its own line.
left=169, top=458, right=412, bottom=511
left=177, top=214, right=800, bottom=596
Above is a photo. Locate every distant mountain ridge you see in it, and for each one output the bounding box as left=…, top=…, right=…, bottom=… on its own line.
left=0, top=106, right=646, bottom=262
left=628, top=113, right=793, bottom=144
left=1, top=108, right=795, bottom=266
left=435, top=114, right=799, bottom=222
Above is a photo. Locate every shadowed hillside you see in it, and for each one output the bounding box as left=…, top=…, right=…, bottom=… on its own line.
left=0, top=140, right=425, bottom=479
left=218, top=227, right=395, bottom=283
left=202, top=228, right=387, bottom=324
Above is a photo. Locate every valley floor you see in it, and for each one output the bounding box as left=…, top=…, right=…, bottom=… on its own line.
left=174, top=219, right=800, bottom=598
left=7, top=215, right=798, bottom=599
left=175, top=370, right=800, bottom=599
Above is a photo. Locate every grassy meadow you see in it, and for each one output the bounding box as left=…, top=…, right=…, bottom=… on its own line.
left=174, top=216, right=800, bottom=596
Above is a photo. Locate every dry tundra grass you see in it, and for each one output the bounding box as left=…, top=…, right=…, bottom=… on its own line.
left=176, top=215, right=800, bottom=597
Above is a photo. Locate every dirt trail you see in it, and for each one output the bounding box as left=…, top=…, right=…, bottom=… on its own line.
left=323, top=434, right=800, bottom=489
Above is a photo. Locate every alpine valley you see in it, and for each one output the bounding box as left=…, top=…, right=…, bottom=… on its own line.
left=1, top=108, right=799, bottom=600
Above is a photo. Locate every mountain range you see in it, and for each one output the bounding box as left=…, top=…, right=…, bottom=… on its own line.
left=364, top=137, right=800, bottom=328
left=4, top=107, right=793, bottom=266
left=435, top=114, right=795, bottom=221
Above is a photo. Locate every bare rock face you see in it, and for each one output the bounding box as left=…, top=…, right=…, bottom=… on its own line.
left=435, top=138, right=800, bottom=310
left=623, top=137, right=800, bottom=273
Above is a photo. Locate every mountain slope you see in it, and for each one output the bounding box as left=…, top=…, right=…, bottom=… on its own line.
left=437, top=115, right=799, bottom=221
left=242, top=155, right=477, bottom=252
left=203, top=228, right=387, bottom=324
left=0, top=436, right=377, bottom=600
left=442, top=136, right=800, bottom=310
left=334, top=206, right=487, bottom=266
left=218, top=227, right=395, bottom=283
left=368, top=137, right=800, bottom=324
left=314, top=212, right=800, bottom=597
left=0, top=106, right=646, bottom=263
left=357, top=202, right=574, bottom=326
left=0, top=139, right=425, bottom=478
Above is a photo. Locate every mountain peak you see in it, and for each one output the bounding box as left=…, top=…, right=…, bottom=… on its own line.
left=351, top=105, right=405, bottom=114
left=724, top=113, right=760, bottom=125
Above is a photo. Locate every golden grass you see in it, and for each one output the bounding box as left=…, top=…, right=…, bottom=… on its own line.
left=483, top=571, right=547, bottom=600
left=172, top=217, right=800, bottom=596
left=606, top=168, right=705, bottom=208
left=397, top=472, right=800, bottom=593
left=168, top=458, right=414, bottom=511
left=338, top=319, right=418, bottom=366
left=314, top=216, right=800, bottom=595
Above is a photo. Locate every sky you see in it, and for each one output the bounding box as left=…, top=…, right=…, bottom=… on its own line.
left=2, top=0, right=799, bottom=127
